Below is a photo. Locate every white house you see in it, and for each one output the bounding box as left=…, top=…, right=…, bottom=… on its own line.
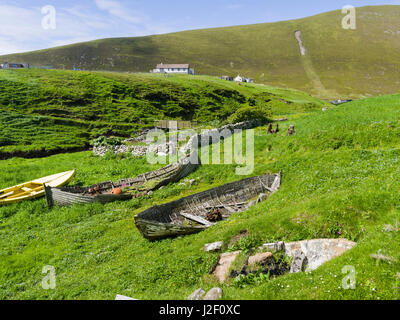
left=234, top=75, right=243, bottom=82
left=152, top=63, right=195, bottom=75
left=234, top=75, right=254, bottom=83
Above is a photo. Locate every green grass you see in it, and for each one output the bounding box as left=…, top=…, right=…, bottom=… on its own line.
left=2, top=5, right=400, bottom=99
left=0, top=69, right=327, bottom=156
left=0, top=93, right=399, bottom=300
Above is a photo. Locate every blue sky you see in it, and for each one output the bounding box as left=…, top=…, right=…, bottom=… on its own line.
left=0, top=0, right=399, bottom=55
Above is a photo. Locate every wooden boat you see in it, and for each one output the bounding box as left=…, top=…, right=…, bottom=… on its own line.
left=44, top=153, right=201, bottom=207
left=0, top=170, right=75, bottom=205
left=134, top=173, right=281, bottom=240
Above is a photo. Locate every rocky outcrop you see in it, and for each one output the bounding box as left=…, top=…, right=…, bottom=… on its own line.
left=187, top=288, right=206, bottom=300
left=214, top=251, right=241, bottom=283
left=259, top=241, right=285, bottom=253
left=115, top=294, right=137, bottom=300
left=370, top=253, right=395, bottom=263
left=289, top=251, right=308, bottom=274
left=248, top=252, right=274, bottom=266
left=204, top=241, right=223, bottom=252
left=284, top=239, right=356, bottom=272
left=203, top=288, right=223, bottom=301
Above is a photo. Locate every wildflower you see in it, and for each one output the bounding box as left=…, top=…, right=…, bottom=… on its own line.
left=338, top=231, right=342, bottom=235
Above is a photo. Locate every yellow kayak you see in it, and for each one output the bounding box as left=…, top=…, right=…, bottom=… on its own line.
left=0, top=170, right=75, bottom=205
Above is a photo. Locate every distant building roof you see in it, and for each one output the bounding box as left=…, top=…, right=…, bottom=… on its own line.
left=157, top=63, right=190, bottom=69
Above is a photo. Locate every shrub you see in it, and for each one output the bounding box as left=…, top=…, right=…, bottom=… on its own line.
left=92, top=136, right=123, bottom=148
left=228, top=104, right=271, bottom=124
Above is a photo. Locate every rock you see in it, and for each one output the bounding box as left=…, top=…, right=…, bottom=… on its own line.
left=260, top=241, right=285, bottom=253
left=115, top=294, right=137, bottom=300
left=131, top=146, right=148, bottom=157
left=248, top=252, right=274, bottom=266
left=203, top=288, right=223, bottom=301
left=114, top=145, right=130, bottom=154
left=290, top=251, right=307, bottom=273
left=93, top=145, right=109, bottom=157
left=214, top=251, right=241, bottom=283
left=382, top=224, right=398, bottom=232
left=204, top=241, right=223, bottom=252
left=187, top=288, right=206, bottom=300
left=257, top=193, right=267, bottom=203
left=370, top=254, right=394, bottom=263
left=284, top=239, right=356, bottom=272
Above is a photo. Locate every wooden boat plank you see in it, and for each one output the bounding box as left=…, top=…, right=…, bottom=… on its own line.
left=0, top=191, right=14, bottom=199
left=180, top=212, right=214, bottom=227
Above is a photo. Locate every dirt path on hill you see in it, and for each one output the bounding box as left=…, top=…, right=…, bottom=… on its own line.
left=294, top=30, right=337, bottom=99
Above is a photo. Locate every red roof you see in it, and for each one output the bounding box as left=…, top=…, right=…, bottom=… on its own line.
left=157, top=64, right=190, bottom=69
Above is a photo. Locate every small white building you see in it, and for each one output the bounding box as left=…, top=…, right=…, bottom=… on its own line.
left=152, top=63, right=195, bottom=75
left=234, top=75, right=254, bottom=83
left=234, top=75, right=243, bottom=82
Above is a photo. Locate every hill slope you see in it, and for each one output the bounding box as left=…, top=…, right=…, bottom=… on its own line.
left=0, top=69, right=327, bottom=157
left=2, top=5, right=400, bottom=99
left=0, top=93, right=399, bottom=300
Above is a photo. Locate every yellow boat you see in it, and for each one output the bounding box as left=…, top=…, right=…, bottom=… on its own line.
left=0, top=170, right=75, bottom=205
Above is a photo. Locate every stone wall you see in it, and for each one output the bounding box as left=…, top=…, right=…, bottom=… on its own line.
left=180, top=119, right=262, bottom=155
left=94, top=119, right=262, bottom=158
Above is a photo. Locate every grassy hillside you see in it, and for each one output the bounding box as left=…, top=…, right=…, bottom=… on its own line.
left=0, top=93, right=399, bottom=300
left=2, top=5, right=400, bottom=99
left=0, top=69, right=326, bottom=157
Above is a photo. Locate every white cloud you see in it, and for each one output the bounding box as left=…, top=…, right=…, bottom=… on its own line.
left=94, top=0, right=146, bottom=24
left=0, top=2, right=174, bottom=56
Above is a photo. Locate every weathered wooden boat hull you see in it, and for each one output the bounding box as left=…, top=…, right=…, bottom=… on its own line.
left=44, top=186, right=133, bottom=207
left=45, top=153, right=201, bottom=207
left=134, top=219, right=206, bottom=240
left=135, top=173, right=281, bottom=240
